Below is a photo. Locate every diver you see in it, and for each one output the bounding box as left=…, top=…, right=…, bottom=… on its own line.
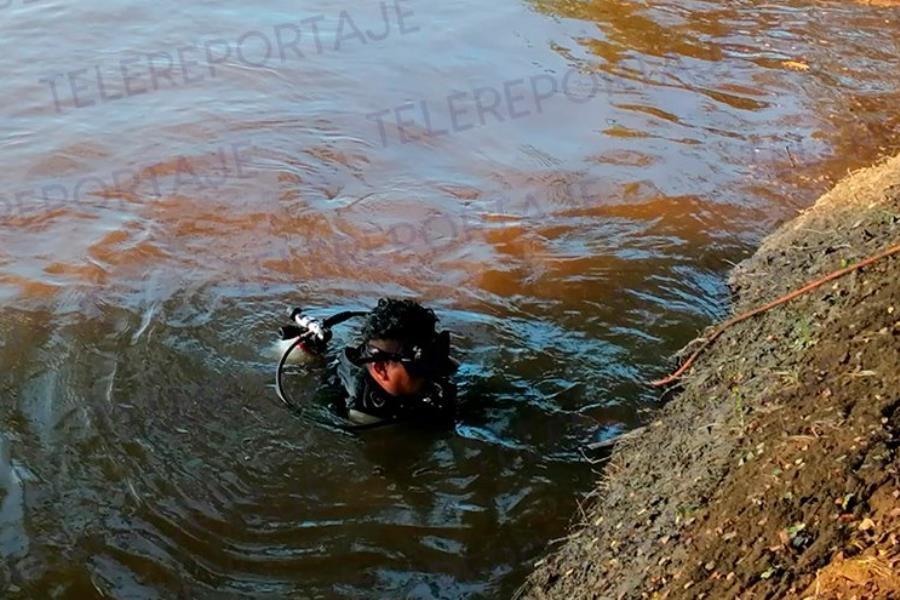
left=275, top=298, right=458, bottom=430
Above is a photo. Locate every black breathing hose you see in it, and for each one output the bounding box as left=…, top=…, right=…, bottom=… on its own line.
left=275, top=335, right=307, bottom=409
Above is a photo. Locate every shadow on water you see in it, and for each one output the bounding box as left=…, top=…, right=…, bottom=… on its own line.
left=0, top=295, right=612, bottom=597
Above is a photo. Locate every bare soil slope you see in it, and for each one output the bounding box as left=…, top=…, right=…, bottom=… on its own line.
left=523, top=155, right=900, bottom=599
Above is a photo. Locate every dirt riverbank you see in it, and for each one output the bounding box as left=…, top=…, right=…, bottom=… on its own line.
left=523, top=154, right=900, bottom=599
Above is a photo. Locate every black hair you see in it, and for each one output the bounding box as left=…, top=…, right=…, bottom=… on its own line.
left=361, top=298, right=438, bottom=349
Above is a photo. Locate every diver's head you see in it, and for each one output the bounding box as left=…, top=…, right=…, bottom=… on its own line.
left=357, top=298, right=452, bottom=397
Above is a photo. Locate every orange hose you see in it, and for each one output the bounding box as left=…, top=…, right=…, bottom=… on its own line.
left=650, top=242, right=900, bottom=388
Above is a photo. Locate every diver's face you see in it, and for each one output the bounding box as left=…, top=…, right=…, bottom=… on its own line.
left=383, top=361, right=426, bottom=397
left=366, top=339, right=427, bottom=397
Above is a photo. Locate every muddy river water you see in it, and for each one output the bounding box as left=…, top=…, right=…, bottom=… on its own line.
left=1, top=0, right=899, bottom=597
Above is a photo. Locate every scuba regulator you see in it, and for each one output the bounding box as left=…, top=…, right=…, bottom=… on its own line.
left=275, top=308, right=367, bottom=407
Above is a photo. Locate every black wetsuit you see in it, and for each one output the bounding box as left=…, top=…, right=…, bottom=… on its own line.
left=331, top=348, right=456, bottom=427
